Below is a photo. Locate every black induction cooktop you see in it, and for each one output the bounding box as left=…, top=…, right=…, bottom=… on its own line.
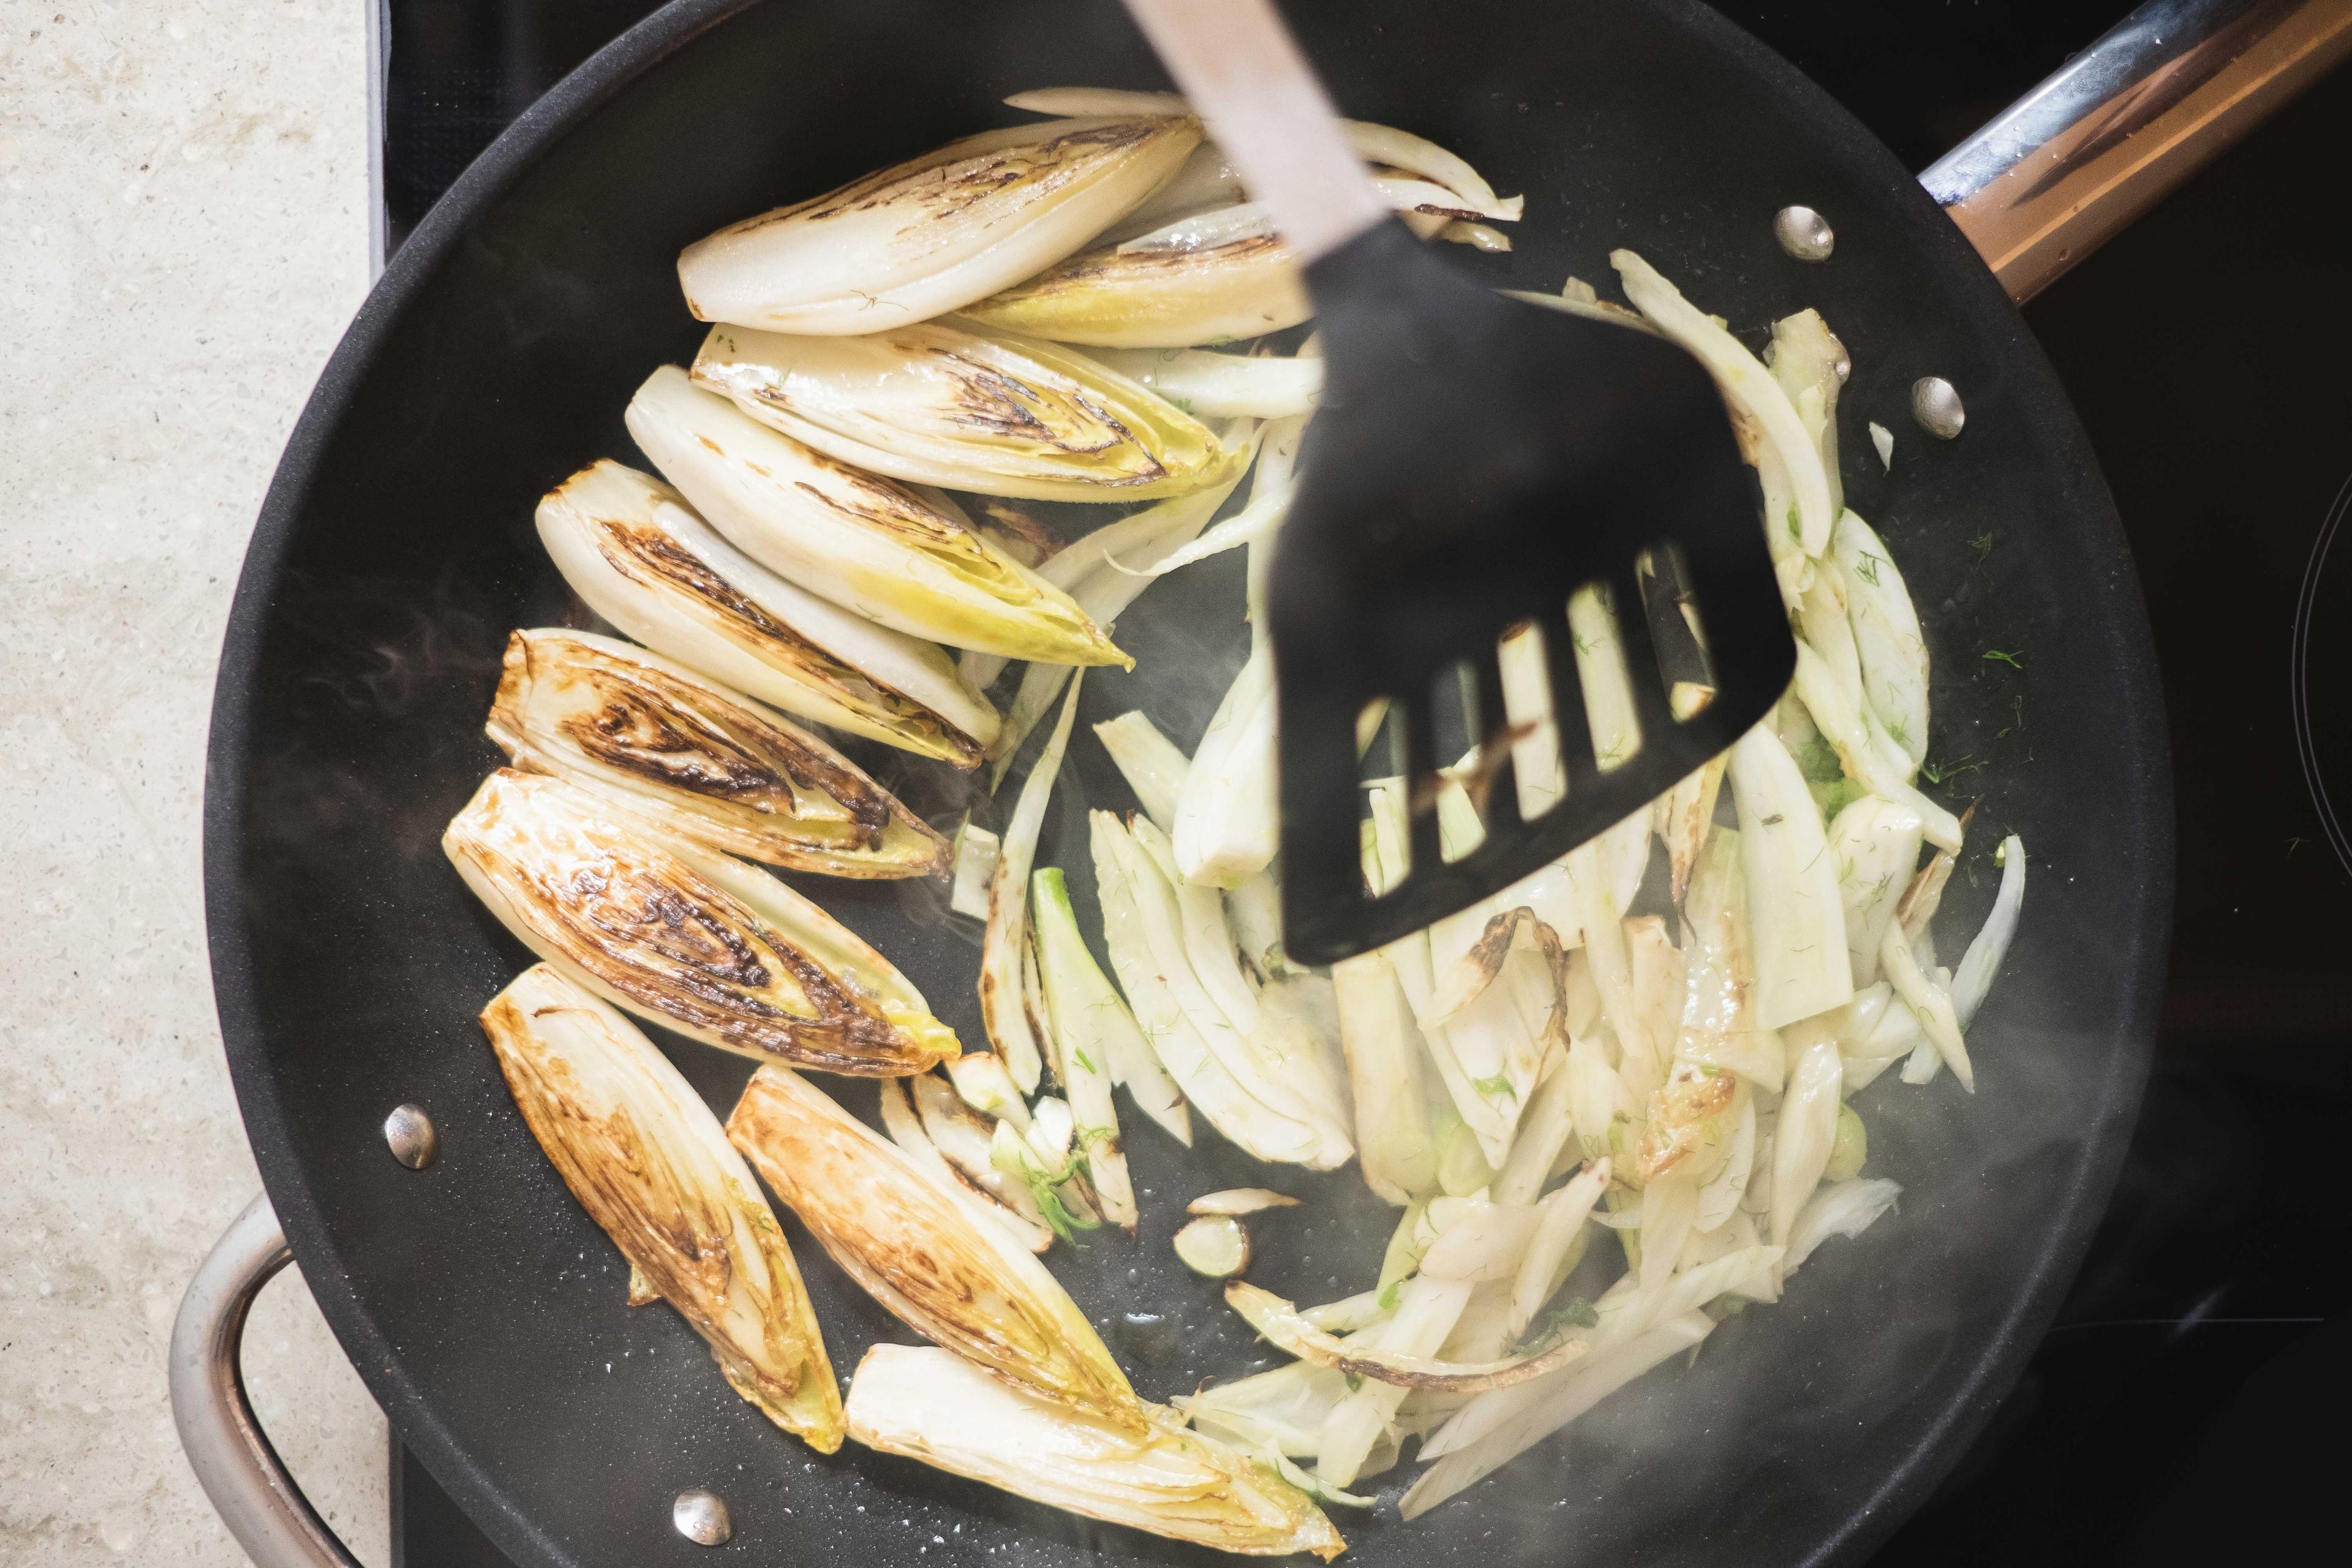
left=375, top=4, right=2352, bottom=1564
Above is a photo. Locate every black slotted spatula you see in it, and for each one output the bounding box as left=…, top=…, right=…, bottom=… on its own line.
left=1120, top=0, right=1793, bottom=965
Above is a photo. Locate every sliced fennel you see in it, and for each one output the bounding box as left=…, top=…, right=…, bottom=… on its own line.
left=1031, top=866, right=1142, bottom=1227
left=1094, top=709, right=1190, bottom=831
left=1172, top=643, right=1280, bottom=888
left=1091, top=811, right=1329, bottom=1167
left=1728, top=724, right=1853, bottom=1028
left=1612, top=251, right=1834, bottom=571
left=1828, top=795, right=1927, bottom=987
left=981, top=674, right=1084, bottom=1093
left=1033, top=864, right=1191, bottom=1148
left=1082, top=347, right=1322, bottom=418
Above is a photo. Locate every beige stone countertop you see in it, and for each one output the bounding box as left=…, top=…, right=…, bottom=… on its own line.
left=2, top=3, right=388, bottom=1562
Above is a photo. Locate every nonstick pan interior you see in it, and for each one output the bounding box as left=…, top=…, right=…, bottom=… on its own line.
left=205, top=2, right=2169, bottom=1565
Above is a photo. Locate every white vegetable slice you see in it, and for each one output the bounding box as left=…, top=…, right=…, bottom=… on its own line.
left=1506, top=1159, right=1611, bottom=1340
left=1398, top=1312, right=1716, bottom=1518
left=1766, top=308, right=1848, bottom=518
left=911, top=1072, right=1056, bottom=1241
left=982, top=673, right=1084, bottom=1093
left=1728, top=723, right=1854, bottom=1028
left=1029, top=867, right=1141, bottom=1227
left=1792, top=641, right=1961, bottom=846
left=1173, top=643, right=1280, bottom=888
left=535, top=460, right=997, bottom=764
left=1883, top=916, right=1973, bottom=1090
left=1833, top=510, right=1932, bottom=771
left=1491, top=1058, right=1577, bottom=1207
left=1189, top=1188, right=1301, bottom=1216
left=481, top=967, right=843, bottom=1452
left=1785, top=1177, right=1903, bottom=1273
left=986, top=437, right=1253, bottom=778
left=1675, top=831, right=1788, bottom=1091
left=1332, top=947, right=1441, bottom=1204
left=1121, top=473, right=1297, bottom=579
left=1951, top=834, right=2028, bottom=1024
left=1770, top=1027, right=1846, bottom=1265
left=1175, top=1215, right=1253, bottom=1278
left=1082, top=347, right=1322, bottom=418
left=843, top=1345, right=1344, bottom=1560
left=1226, top=871, right=1292, bottom=982
left=729, top=1066, right=1137, bottom=1423
left=1007, top=88, right=1508, bottom=208
left=1612, top=251, right=1834, bottom=562
left=1694, top=1092, right=1757, bottom=1234
left=1869, top=421, right=1894, bottom=470
left=944, top=1050, right=1030, bottom=1132
left=1317, top=1273, right=1476, bottom=1486
left=1226, top=1283, right=1587, bottom=1395
left=1829, top=795, right=1926, bottom=987
left=1123, top=820, right=1351, bottom=1163
left=1176, top=1358, right=1354, bottom=1457
left=1032, top=864, right=1191, bottom=1147
left=948, top=820, right=1000, bottom=919
left=1417, top=1200, right=1543, bottom=1283
left=1091, top=813, right=1325, bottom=1165
left=1654, top=748, right=1729, bottom=907
left=1093, top=709, right=1190, bottom=830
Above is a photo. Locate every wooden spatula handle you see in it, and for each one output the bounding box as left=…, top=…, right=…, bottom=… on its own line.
left=1119, top=0, right=1389, bottom=262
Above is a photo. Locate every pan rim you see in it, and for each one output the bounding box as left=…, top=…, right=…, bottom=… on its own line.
left=201, top=2, right=2173, bottom=1564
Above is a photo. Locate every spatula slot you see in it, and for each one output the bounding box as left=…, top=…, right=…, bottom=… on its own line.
left=1564, top=581, right=1645, bottom=775
left=1359, top=775, right=1412, bottom=898
left=1636, top=543, right=1720, bottom=717
left=1496, top=617, right=1565, bottom=821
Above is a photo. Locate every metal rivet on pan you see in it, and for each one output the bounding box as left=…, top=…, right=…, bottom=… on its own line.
left=1911, top=376, right=1966, bottom=439
left=673, top=1490, right=733, bottom=1547
left=1773, top=205, right=1834, bottom=261
left=383, top=1104, right=439, bottom=1170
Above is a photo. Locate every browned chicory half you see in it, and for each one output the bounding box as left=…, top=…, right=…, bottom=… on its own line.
left=487, top=628, right=948, bottom=879
left=535, top=458, right=998, bottom=766
left=676, top=115, right=1204, bottom=336
left=725, top=1064, right=1140, bottom=1424
left=843, top=1344, right=1344, bottom=1559
left=443, top=769, right=960, bottom=1075
left=479, top=964, right=844, bottom=1450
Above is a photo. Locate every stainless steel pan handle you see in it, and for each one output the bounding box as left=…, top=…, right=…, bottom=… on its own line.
left=1928, top=0, right=2352, bottom=301
left=170, top=1194, right=366, bottom=1568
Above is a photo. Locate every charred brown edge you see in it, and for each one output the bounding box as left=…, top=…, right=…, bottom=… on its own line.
left=584, top=500, right=986, bottom=767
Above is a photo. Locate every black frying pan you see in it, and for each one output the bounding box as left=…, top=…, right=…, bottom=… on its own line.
left=202, top=1, right=2175, bottom=1564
